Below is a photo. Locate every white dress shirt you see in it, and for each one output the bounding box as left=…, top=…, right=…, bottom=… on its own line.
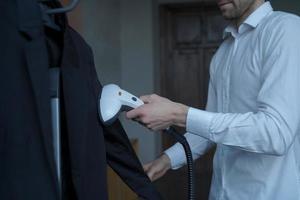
left=165, top=2, right=300, bottom=200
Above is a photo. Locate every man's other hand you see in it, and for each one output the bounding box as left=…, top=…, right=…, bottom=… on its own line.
left=143, top=154, right=172, bottom=182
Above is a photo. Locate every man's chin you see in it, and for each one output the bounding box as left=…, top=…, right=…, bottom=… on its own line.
left=222, top=14, right=235, bottom=20
left=220, top=10, right=238, bottom=21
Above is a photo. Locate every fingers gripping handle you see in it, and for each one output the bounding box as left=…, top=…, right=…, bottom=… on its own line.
left=119, top=88, right=144, bottom=111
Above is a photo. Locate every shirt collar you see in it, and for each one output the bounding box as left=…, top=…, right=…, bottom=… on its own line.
left=223, top=1, right=273, bottom=39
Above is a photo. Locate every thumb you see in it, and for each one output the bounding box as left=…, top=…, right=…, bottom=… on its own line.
left=147, top=167, right=156, bottom=181
left=143, top=162, right=152, bottom=172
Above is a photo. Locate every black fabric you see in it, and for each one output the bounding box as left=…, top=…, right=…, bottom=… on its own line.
left=45, top=19, right=76, bottom=200
left=0, top=0, right=162, bottom=199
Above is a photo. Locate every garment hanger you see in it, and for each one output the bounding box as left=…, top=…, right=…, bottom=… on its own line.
left=38, top=0, right=80, bottom=14
left=37, top=0, right=80, bottom=30
left=46, top=0, right=80, bottom=14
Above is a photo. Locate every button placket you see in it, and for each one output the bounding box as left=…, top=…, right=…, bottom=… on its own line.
left=226, top=36, right=239, bottom=112
left=222, top=37, right=237, bottom=113
left=220, top=37, right=239, bottom=200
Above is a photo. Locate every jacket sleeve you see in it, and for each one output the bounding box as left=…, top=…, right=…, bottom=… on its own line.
left=86, top=46, right=162, bottom=200
left=103, top=120, right=162, bottom=200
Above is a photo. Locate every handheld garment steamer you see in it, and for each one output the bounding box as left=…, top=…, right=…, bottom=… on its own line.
left=98, top=84, right=195, bottom=200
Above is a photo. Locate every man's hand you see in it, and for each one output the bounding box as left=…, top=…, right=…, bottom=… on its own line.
left=143, top=154, right=172, bottom=182
left=126, top=94, right=189, bottom=131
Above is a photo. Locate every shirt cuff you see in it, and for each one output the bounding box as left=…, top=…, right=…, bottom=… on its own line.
left=164, top=143, right=186, bottom=170
left=186, top=107, right=215, bottom=140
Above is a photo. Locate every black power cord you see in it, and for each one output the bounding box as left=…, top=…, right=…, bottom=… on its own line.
left=164, top=127, right=195, bottom=200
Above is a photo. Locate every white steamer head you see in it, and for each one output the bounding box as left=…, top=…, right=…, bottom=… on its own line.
left=99, top=84, right=144, bottom=125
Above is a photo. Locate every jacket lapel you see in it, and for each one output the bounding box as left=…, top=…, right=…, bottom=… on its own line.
left=17, top=0, right=59, bottom=194
left=61, top=28, right=88, bottom=174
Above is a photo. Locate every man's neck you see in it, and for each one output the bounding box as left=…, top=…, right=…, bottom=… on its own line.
left=235, top=0, right=265, bottom=27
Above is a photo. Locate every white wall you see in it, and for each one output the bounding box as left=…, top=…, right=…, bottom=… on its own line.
left=78, top=0, right=160, bottom=163
left=120, top=0, right=160, bottom=163
left=81, top=0, right=121, bottom=86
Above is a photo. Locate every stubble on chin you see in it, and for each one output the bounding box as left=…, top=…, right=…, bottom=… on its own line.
left=220, top=6, right=242, bottom=22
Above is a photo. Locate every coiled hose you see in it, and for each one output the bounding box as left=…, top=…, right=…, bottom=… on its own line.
left=164, top=127, right=195, bottom=200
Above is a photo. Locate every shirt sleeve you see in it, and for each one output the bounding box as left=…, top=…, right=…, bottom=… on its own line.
left=164, top=77, right=216, bottom=169
left=186, top=16, right=300, bottom=156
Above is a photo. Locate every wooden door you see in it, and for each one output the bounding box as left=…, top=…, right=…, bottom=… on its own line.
left=156, top=2, right=227, bottom=200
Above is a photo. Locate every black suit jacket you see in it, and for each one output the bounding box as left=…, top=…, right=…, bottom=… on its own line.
left=0, top=0, right=161, bottom=199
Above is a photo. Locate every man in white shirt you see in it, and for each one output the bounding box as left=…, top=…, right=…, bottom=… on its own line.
left=126, top=0, right=300, bottom=199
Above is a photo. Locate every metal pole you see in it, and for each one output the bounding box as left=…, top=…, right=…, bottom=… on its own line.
left=50, top=68, right=62, bottom=200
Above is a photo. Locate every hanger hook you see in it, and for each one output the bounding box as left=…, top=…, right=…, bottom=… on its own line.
left=46, top=0, right=80, bottom=14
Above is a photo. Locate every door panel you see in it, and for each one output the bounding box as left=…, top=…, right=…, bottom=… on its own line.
left=157, top=3, right=226, bottom=199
